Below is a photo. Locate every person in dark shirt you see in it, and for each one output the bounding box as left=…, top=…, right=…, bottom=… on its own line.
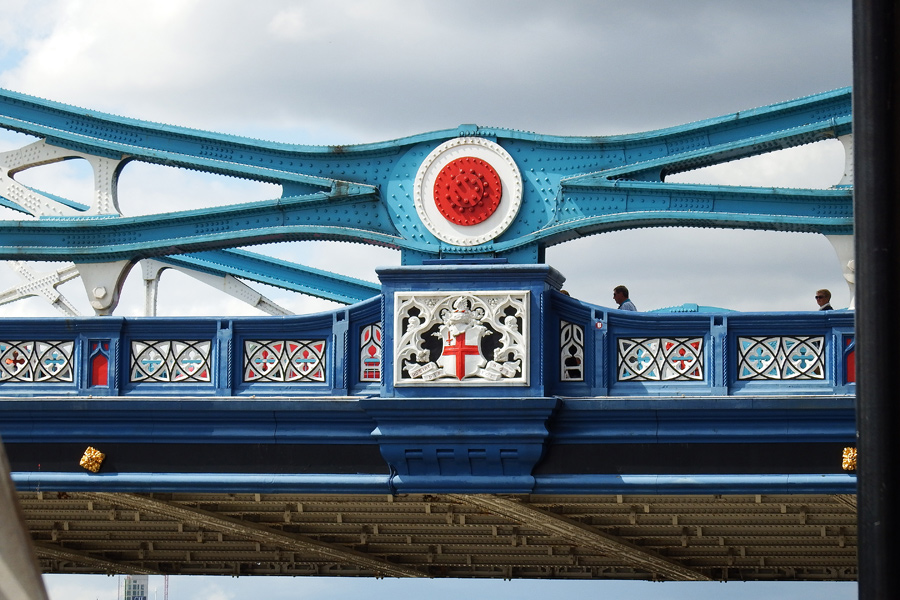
left=815, top=289, right=833, bottom=311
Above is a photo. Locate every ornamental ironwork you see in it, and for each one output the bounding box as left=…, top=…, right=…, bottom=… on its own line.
left=842, top=447, right=857, bottom=471
left=79, top=446, right=105, bottom=473
left=560, top=321, right=585, bottom=382
left=130, top=340, right=211, bottom=383
left=0, top=340, right=74, bottom=382
left=244, top=340, right=326, bottom=383
left=843, top=335, right=855, bottom=383
left=617, top=337, right=704, bottom=382
left=413, top=137, right=523, bottom=247
left=395, top=291, right=528, bottom=385
left=737, top=336, right=825, bottom=380
left=0, top=87, right=852, bottom=315
left=359, top=323, right=382, bottom=382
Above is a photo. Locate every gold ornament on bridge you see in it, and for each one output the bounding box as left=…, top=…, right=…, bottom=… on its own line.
left=841, top=447, right=857, bottom=471
left=79, top=446, right=105, bottom=472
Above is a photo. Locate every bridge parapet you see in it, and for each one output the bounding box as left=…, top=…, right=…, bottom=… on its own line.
left=0, top=296, right=382, bottom=397
left=550, top=292, right=856, bottom=398
left=0, top=264, right=854, bottom=399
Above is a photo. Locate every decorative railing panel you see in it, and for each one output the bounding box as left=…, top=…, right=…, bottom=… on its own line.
left=243, top=340, right=327, bottom=383
left=130, top=340, right=212, bottom=383
left=0, top=340, right=73, bottom=383
left=617, top=337, right=704, bottom=382
left=736, top=336, right=825, bottom=380
left=559, top=321, right=584, bottom=382
left=843, top=336, right=856, bottom=383
left=359, top=323, right=382, bottom=382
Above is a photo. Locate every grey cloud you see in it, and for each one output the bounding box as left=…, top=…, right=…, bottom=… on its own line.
left=6, top=0, right=848, bottom=144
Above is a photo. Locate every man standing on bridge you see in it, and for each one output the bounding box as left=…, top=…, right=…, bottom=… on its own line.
left=816, top=289, right=833, bottom=311
left=613, top=285, right=637, bottom=311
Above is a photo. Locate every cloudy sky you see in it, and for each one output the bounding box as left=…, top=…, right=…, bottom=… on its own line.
left=0, top=0, right=856, bottom=598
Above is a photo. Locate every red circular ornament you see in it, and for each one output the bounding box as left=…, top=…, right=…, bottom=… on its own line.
left=433, top=157, right=502, bottom=226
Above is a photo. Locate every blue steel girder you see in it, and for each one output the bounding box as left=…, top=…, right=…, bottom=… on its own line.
left=0, top=189, right=400, bottom=261
left=0, top=87, right=852, bottom=307
left=158, top=249, right=380, bottom=305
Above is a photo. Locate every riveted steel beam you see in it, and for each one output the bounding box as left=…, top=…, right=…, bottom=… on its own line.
left=80, top=492, right=425, bottom=578
left=0, top=85, right=856, bottom=312
left=447, top=494, right=711, bottom=581
left=159, top=248, right=381, bottom=305
left=32, top=542, right=158, bottom=575
left=833, top=494, right=857, bottom=511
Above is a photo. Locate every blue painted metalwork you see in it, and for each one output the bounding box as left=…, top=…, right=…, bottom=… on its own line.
left=531, top=475, right=857, bottom=495
left=0, top=87, right=851, bottom=307
left=6, top=472, right=858, bottom=495
left=0, top=89, right=857, bottom=499
left=0, top=271, right=855, bottom=399
left=0, top=262, right=856, bottom=495
left=10, top=472, right=393, bottom=494
left=1, top=392, right=854, bottom=494
left=158, top=249, right=380, bottom=304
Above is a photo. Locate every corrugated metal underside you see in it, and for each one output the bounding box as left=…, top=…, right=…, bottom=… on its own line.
left=21, top=491, right=857, bottom=582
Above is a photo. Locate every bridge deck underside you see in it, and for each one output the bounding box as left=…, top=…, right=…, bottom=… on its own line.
left=22, top=491, right=857, bottom=582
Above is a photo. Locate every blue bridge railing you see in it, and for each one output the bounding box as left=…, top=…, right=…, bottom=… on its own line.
left=0, top=288, right=855, bottom=399
left=551, top=292, right=855, bottom=398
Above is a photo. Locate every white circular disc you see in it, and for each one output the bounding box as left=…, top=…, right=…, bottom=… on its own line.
left=413, top=137, right=523, bottom=247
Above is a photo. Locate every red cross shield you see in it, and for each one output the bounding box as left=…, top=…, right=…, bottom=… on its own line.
left=438, top=327, right=486, bottom=380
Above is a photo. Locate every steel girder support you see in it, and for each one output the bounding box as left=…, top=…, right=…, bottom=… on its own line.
left=834, top=494, right=857, bottom=511
left=141, top=258, right=292, bottom=317
left=158, top=248, right=381, bottom=305
left=0, top=88, right=854, bottom=260
left=32, top=542, right=158, bottom=576
left=0, top=190, right=392, bottom=262
left=568, top=116, right=852, bottom=185
left=0, top=87, right=850, bottom=184
left=0, top=129, right=389, bottom=313
left=0, top=241, right=380, bottom=318
left=448, top=494, right=710, bottom=582
left=79, top=492, right=425, bottom=578
left=0, top=139, right=124, bottom=217
left=0, top=261, right=81, bottom=316
left=511, top=183, right=852, bottom=251
left=0, top=86, right=855, bottom=314
left=0, top=180, right=852, bottom=262
left=142, top=246, right=382, bottom=315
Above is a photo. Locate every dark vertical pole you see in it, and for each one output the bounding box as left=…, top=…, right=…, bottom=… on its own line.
left=853, top=1, right=900, bottom=598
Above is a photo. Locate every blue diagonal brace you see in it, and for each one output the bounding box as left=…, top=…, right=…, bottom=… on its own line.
left=0, top=189, right=410, bottom=262
left=492, top=183, right=852, bottom=253
left=159, top=248, right=381, bottom=305
left=567, top=115, right=853, bottom=185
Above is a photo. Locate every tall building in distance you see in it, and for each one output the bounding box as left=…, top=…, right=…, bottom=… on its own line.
left=121, top=575, right=149, bottom=600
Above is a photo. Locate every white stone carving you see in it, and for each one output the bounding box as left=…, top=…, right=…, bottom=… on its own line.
left=394, top=290, right=529, bottom=386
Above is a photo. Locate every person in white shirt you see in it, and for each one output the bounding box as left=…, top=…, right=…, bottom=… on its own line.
left=613, top=285, right=637, bottom=311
